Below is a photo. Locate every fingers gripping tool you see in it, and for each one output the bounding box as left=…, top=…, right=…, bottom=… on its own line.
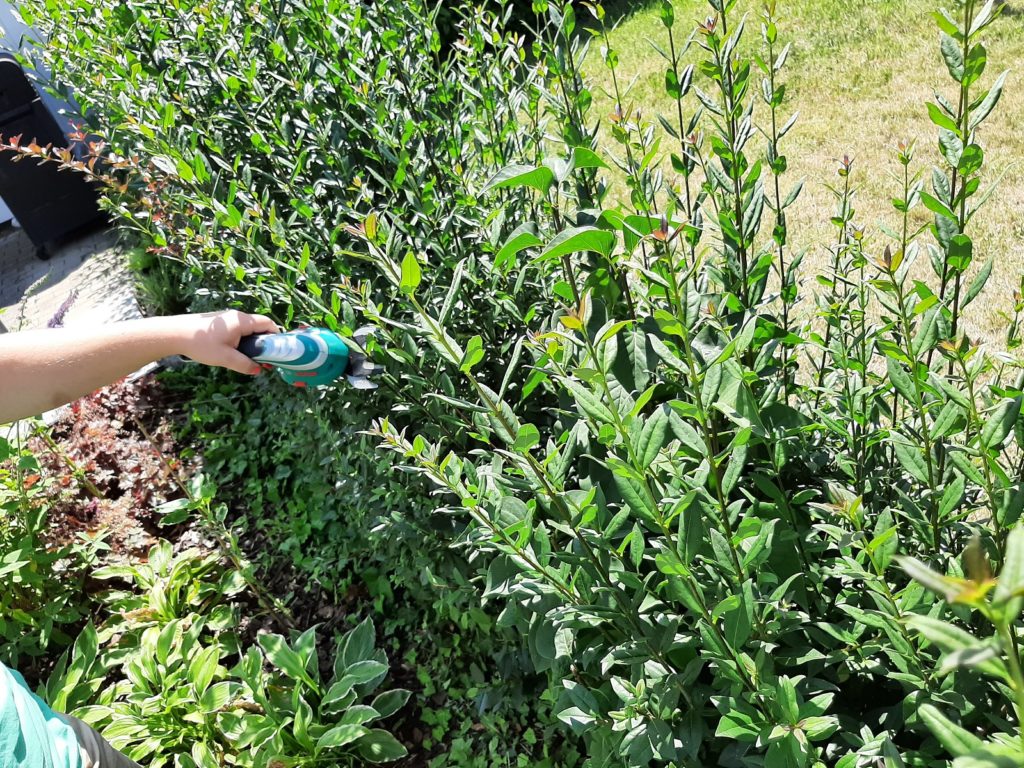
left=237, top=326, right=380, bottom=389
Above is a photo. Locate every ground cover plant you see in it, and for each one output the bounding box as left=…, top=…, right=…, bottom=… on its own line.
left=10, top=0, right=1024, bottom=765
left=0, top=430, right=97, bottom=676
left=159, top=366, right=573, bottom=765
left=0, top=386, right=414, bottom=768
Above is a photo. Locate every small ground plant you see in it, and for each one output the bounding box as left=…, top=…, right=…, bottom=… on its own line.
left=0, top=393, right=413, bottom=768
left=0, top=432, right=97, bottom=673
left=47, top=541, right=409, bottom=768
left=14, top=0, right=1024, bottom=765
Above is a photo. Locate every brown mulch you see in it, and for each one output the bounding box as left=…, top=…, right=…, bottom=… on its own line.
left=27, top=375, right=190, bottom=557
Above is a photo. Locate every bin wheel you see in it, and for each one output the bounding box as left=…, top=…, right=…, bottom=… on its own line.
left=35, top=245, right=50, bottom=261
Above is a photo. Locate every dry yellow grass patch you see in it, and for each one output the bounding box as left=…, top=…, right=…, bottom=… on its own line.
left=585, top=0, right=1024, bottom=347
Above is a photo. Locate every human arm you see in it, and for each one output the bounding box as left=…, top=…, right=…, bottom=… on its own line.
left=0, top=310, right=279, bottom=423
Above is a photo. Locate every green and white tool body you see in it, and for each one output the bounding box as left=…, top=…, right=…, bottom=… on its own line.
left=237, top=326, right=379, bottom=389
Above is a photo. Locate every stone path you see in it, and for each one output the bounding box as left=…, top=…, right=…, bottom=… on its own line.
left=0, top=225, right=139, bottom=332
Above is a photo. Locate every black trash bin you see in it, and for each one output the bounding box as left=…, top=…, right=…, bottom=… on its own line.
left=0, top=56, right=104, bottom=259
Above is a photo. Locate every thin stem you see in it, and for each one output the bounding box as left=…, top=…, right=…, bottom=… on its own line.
left=715, top=12, right=750, bottom=305
left=959, top=356, right=1002, bottom=545
left=887, top=263, right=940, bottom=550
left=813, top=172, right=852, bottom=410
left=675, top=329, right=747, bottom=582
left=996, top=620, right=1024, bottom=747
left=765, top=33, right=791, bottom=399
left=33, top=425, right=105, bottom=500
left=667, top=28, right=695, bottom=226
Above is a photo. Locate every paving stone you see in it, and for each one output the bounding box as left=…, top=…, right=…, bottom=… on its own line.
left=0, top=225, right=139, bottom=332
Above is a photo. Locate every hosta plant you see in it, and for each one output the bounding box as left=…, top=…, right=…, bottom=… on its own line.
left=46, top=543, right=409, bottom=767
left=59, top=617, right=408, bottom=767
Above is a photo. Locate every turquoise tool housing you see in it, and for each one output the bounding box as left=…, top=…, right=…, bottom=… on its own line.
left=238, top=328, right=351, bottom=388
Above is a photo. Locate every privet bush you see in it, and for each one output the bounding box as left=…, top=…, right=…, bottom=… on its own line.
left=18, top=0, right=579, bottom=761
left=19, top=0, right=1024, bottom=765
left=16, top=0, right=558, bottom=486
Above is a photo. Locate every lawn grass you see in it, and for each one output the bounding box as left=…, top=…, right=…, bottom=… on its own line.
left=585, top=0, right=1024, bottom=346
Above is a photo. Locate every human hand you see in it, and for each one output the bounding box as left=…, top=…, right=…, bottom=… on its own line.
left=167, top=310, right=280, bottom=375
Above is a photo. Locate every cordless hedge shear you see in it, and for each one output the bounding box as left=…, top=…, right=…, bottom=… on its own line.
left=237, top=326, right=380, bottom=389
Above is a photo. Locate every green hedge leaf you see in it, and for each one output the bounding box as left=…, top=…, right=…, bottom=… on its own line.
left=540, top=226, right=616, bottom=262
left=482, top=163, right=555, bottom=193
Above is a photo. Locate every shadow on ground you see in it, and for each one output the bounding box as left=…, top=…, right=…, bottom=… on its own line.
left=602, top=0, right=659, bottom=26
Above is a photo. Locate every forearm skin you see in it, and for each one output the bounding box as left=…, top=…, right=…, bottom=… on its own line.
left=0, top=318, right=184, bottom=423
